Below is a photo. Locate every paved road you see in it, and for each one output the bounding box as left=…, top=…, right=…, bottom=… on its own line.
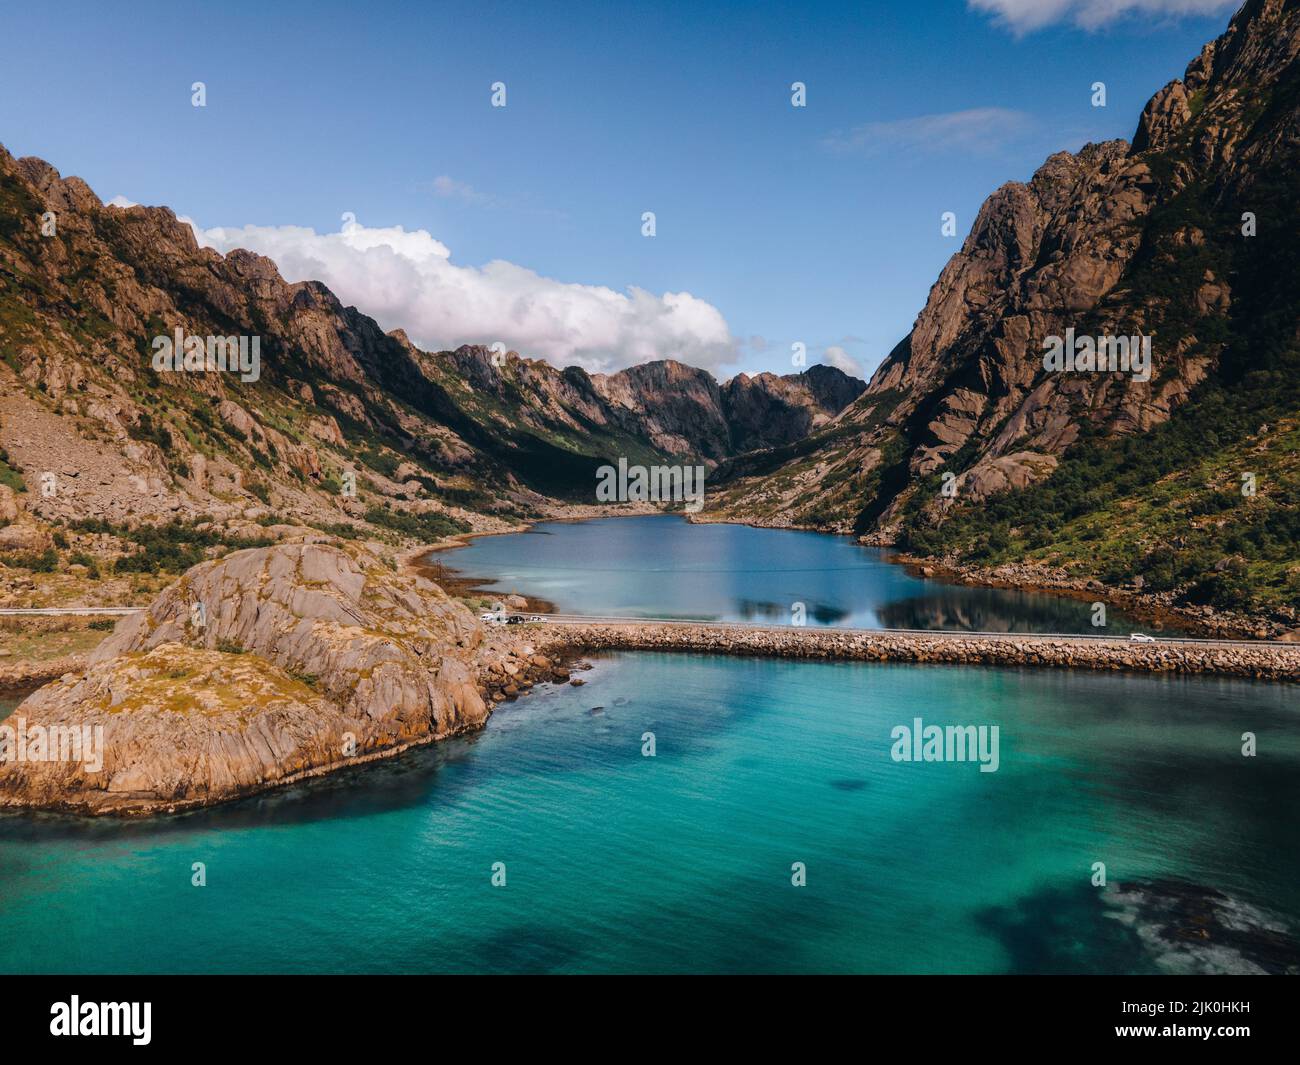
left=0, top=607, right=140, bottom=617
left=3, top=607, right=1289, bottom=650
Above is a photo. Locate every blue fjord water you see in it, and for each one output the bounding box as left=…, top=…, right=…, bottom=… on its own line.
left=0, top=520, right=1294, bottom=974
left=436, top=515, right=1177, bottom=634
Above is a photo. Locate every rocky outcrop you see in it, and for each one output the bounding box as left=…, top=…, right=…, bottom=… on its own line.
left=846, top=0, right=1300, bottom=507
left=957, top=451, right=1058, bottom=499
left=0, top=542, right=490, bottom=815
left=0, top=484, right=21, bottom=524
left=0, top=654, right=86, bottom=692
left=709, top=0, right=1300, bottom=512
left=722, top=364, right=867, bottom=453
left=0, top=522, right=51, bottom=554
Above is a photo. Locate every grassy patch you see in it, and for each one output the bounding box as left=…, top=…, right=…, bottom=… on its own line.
left=363, top=505, right=469, bottom=542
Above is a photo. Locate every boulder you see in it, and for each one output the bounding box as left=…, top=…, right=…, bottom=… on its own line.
left=0, top=523, right=52, bottom=553
left=958, top=452, right=1059, bottom=501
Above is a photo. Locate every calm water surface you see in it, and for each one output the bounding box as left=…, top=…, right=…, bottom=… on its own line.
left=439, top=515, right=1179, bottom=634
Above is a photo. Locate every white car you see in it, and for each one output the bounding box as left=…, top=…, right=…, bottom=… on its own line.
left=479, top=612, right=503, bottom=624
left=1128, top=632, right=1156, bottom=643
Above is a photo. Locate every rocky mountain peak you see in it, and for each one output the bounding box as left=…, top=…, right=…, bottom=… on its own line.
left=704, top=0, right=1299, bottom=631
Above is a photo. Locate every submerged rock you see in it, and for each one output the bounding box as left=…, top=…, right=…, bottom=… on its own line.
left=1104, top=878, right=1300, bottom=976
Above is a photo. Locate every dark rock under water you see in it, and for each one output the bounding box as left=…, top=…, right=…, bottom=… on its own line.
left=1104, top=878, right=1300, bottom=976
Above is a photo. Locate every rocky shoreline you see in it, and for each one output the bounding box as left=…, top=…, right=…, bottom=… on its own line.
left=0, top=542, right=493, bottom=816
left=685, top=510, right=1291, bottom=640
left=694, top=512, right=1296, bottom=641
left=430, top=507, right=1294, bottom=641
left=473, top=637, right=585, bottom=703
left=0, top=655, right=87, bottom=695
left=889, top=554, right=1299, bottom=642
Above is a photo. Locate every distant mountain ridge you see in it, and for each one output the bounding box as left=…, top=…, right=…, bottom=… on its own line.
left=422, top=343, right=864, bottom=467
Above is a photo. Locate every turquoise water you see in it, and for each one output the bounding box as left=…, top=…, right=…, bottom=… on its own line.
left=439, top=515, right=1179, bottom=634
left=1, top=653, right=1295, bottom=974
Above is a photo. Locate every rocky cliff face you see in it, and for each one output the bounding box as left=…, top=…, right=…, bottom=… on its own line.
left=0, top=541, right=491, bottom=814
left=721, top=364, right=867, bottom=454
left=705, top=0, right=1299, bottom=624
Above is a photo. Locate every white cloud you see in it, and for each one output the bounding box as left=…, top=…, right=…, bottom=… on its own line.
left=428, top=175, right=492, bottom=205
left=185, top=217, right=737, bottom=373
left=106, top=195, right=137, bottom=208
left=968, top=0, right=1236, bottom=34
left=823, top=107, right=1034, bottom=156
left=822, top=345, right=865, bottom=378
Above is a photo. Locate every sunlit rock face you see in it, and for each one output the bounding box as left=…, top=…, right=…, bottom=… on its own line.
left=0, top=542, right=489, bottom=815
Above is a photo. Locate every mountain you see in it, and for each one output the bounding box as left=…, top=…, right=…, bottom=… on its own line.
left=418, top=346, right=862, bottom=470
left=0, top=150, right=860, bottom=597
left=706, top=0, right=1300, bottom=629
left=1, top=0, right=1295, bottom=633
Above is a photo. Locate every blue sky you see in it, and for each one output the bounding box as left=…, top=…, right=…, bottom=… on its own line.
left=0, top=0, right=1238, bottom=379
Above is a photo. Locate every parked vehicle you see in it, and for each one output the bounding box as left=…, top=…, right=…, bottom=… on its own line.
left=528, top=615, right=546, bottom=624
left=506, top=615, right=526, bottom=625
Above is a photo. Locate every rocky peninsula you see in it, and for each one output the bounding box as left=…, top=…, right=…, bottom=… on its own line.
left=0, top=541, right=496, bottom=815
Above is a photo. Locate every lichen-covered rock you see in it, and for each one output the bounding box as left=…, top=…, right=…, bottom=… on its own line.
left=0, top=542, right=489, bottom=815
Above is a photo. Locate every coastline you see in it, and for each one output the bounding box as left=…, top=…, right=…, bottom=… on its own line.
left=685, top=510, right=1292, bottom=641
left=0, top=655, right=86, bottom=698
left=0, top=632, right=584, bottom=819
left=8, top=616, right=1293, bottom=818
left=887, top=554, right=1297, bottom=642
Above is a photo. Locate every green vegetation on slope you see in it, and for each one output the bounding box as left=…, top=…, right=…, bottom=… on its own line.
left=897, top=147, right=1300, bottom=614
